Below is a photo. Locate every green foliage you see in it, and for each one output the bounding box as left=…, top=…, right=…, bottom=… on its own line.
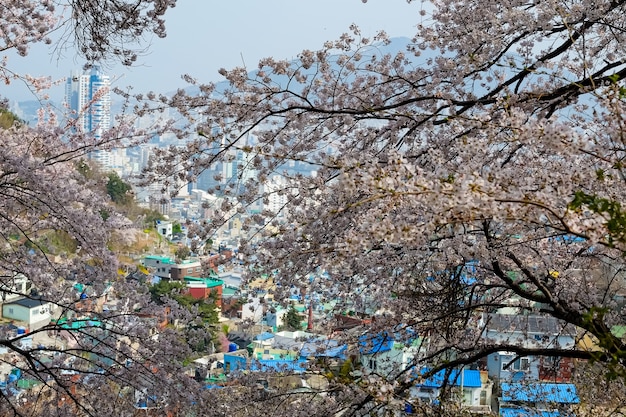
left=149, top=280, right=219, bottom=325
left=106, top=171, right=133, bottom=205
left=183, top=295, right=219, bottom=325
left=149, top=280, right=186, bottom=304
left=141, top=209, right=166, bottom=229
left=174, top=288, right=219, bottom=353
left=76, top=159, right=94, bottom=179
left=441, top=173, right=455, bottom=184
left=100, top=208, right=110, bottom=221
left=282, top=305, right=303, bottom=331
left=175, top=246, right=191, bottom=261
left=23, top=230, right=78, bottom=255
left=338, top=358, right=354, bottom=382
left=0, top=108, right=24, bottom=129
left=172, top=223, right=183, bottom=234
left=149, top=279, right=219, bottom=352
left=569, top=191, right=626, bottom=247
left=44, top=230, right=79, bottom=255
left=581, top=307, right=626, bottom=381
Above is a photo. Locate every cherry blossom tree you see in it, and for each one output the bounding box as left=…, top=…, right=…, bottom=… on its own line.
left=0, top=0, right=176, bottom=92
left=0, top=106, right=203, bottom=417
left=0, top=2, right=222, bottom=416
left=6, top=0, right=626, bottom=415
left=138, top=0, right=626, bottom=414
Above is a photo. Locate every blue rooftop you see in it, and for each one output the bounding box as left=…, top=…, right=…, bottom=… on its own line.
left=359, top=333, right=394, bottom=355
left=500, top=408, right=561, bottom=417
left=358, top=326, right=421, bottom=355
left=417, top=369, right=482, bottom=388
left=255, top=332, right=275, bottom=341
left=501, top=383, right=579, bottom=404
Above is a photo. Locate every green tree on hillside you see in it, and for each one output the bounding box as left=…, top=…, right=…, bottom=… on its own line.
left=0, top=108, right=22, bottom=129
left=149, top=280, right=187, bottom=304
left=149, top=280, right=219, bottom=352
left=175, top=246, right=191, bottom=261
left=281, top=305, right=302, bottom=331
left=106, top=171, right=133, bottom=205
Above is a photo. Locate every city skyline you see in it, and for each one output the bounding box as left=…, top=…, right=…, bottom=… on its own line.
left=3, top=1, right=423, bottom=103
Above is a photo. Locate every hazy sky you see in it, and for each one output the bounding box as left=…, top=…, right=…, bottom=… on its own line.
left=5, top=0, right=424, bottom=103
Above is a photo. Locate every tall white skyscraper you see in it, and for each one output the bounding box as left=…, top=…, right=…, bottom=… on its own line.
left=65, top=66, right=113, bottom=169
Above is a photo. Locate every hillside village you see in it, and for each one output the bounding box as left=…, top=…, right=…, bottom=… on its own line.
left=5, top=1, right=626, bottom=416
left=0, top=202, right=622, bottom=417
left=0, top=81, right=623, bottom=417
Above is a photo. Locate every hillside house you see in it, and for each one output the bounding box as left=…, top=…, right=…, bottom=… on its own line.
left=2, top=297, right=52, bottom=330
left=223, top=353, right=307, bottom=375
left=143, top=256, right=203, bottom=281
left=170, top=260, right=202, bottom=280
left=358, top=330, right=426, bottom=378
left=185, top=276, right=223, bottom=307
left=249, top=331, right=311, bottom=361
left=409, top=369, right=493, bottom=414
left=143, top=256, right=174, bottom=280
left=240, top=296, right=265, bottom=323
left=155, top=220, right=173, bottom=240
left=484, top=314, right=577, bottom=383
left=189, top=349, right=249, bottom=380
left=204, top=251, right=233, bottom=274
left=0, top=274, right=32, bottom=303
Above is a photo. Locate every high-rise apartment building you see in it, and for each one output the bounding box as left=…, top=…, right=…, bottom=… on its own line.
left=65, top=66, right=111, bottom=136
left=65, top=66, right=113, bottom=168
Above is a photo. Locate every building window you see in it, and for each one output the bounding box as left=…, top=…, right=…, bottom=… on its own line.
left=8, top=308, right=13, bottom=315
left=510, top=357, right=530, bottom=371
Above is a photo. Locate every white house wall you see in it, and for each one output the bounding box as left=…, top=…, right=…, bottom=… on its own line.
left=2, top=303, right=52, bottom=331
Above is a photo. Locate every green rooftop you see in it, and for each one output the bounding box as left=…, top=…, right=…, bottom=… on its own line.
left=144, top=255, right=175, bottom=264
left=184, top=276, right=224, bottom=288
left=223, top=287, right=238, bottom=296
left=17, top=379, right=40, bottom=389
left=54, top=317, right=103, bottom=329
